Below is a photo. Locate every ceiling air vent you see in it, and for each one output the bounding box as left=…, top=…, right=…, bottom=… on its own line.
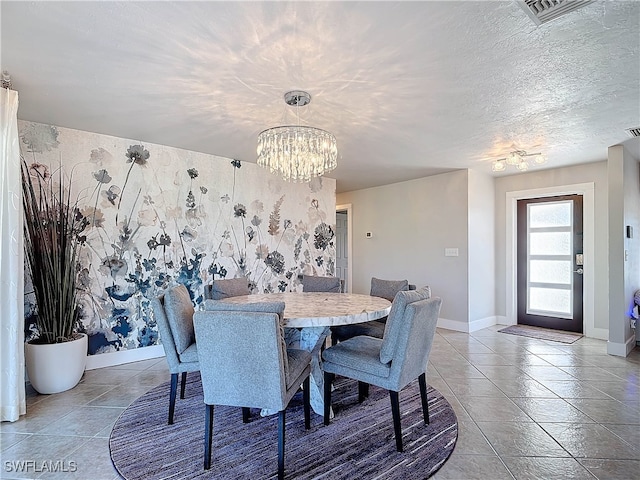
left=626, top=127, right=640, bottom=138
left=517, top=0, right=595, bottom=25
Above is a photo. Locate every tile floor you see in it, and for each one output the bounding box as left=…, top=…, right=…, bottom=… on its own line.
left=1, top=325, right=639, bottom=479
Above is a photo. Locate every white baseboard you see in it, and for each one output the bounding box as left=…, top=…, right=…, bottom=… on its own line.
left=606, top=335, right=637, bottom=357
left=586, top=326, right=608, bottom=341
left=495, top=315, right=511, bottom=326
left=85, top=345, right=165, bottom=370
left=469, top=316, right=498, bottom=332
left=437, top=316, right=500, bottom=333
left=436, top=317, right=468, bottom=332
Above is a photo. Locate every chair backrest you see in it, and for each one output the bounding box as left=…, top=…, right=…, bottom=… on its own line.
left=151, top=284, right=195, bottom=371
left=301, top=275, right=341, bottom=293
left=370, top=277, right=410, bottom=301
left=380, top=286, right=431, bottom=363
left=382, top=296, right=442, bottom=391
left=203, top=300, right=289, bottom=375
left=204, top=277, right=251, bottom=300
left=193, top=306, right=289, bottom=411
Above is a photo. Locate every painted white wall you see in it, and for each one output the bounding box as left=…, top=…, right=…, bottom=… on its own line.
left=607, top=145, right=639, bottom=355
left=468, top=169, right=496, bottom=326
left=494, top=162, right=610, bottom=333
left=337, top=170, right=469, bottom=325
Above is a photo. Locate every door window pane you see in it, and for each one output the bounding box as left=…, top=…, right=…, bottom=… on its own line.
left=530, top=260, right=572, bottom=284
left=529, top=287, right=571, bottom=315
left=529, top=202, right=571, bottom=228
left=529, top=232, right=571, bottom=255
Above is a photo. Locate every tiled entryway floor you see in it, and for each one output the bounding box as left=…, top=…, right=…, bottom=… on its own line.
left=2, top=325, right=639, bottom=479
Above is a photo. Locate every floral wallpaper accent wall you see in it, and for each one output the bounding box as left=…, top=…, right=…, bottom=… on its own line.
left=19, top=122, right=336, bottom=355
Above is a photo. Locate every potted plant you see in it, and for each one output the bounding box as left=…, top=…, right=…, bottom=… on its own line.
left=22, top=159, right=89, bottom=394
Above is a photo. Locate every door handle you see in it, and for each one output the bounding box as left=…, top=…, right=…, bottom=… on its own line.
left=573, top=268, right=584, bottom=275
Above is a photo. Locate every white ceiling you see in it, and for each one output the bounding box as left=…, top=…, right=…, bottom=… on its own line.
left=2, top=1, right=639, bottom=193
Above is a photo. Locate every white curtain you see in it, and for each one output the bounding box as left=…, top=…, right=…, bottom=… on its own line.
left=0, top=87, right=25, bottom=422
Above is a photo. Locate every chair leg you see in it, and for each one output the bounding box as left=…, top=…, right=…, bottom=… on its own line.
left=204, top=404, right=214, bottom=470
left=323, top=371, right=334, bottom=425
left=168, top=373, right=178, bottom=425
left=358, top=381, right=369, bottom=403
left=303, top=376, right=311, bottom=430
left=278, top=410, right=286, bottom=480
left=242, top=407, right=251, bottom=423
left=389, top=390, right=403, bottom=452
left=418, top=373, right=430, bottom=424
left=180, top=372, right=188, bottom=399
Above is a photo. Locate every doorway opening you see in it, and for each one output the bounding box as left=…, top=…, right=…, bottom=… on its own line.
left=335, top=204, right=352, bottom=293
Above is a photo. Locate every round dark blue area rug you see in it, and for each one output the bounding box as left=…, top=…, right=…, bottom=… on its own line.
left=110, top=374, right=457, bottom=479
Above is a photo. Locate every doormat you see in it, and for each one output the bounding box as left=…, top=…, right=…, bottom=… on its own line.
left=498, top=325, right=583, bottom=344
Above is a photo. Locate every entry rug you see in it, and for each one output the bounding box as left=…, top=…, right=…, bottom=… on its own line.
left=109, top=374, right=457, bottom=479
left=498, top=324, right=583, bottom=344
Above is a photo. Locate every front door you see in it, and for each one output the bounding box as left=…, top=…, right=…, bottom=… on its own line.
left=517, top=195, right=584, bottom=333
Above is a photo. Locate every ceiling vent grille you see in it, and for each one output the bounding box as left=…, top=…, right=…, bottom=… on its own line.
left=518, top=0, right=595, bottom=25
left=626, top=127, right=640, bottom=138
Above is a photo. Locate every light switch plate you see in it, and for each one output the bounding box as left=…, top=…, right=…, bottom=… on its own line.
left=445, top=248, right=459, bottom=257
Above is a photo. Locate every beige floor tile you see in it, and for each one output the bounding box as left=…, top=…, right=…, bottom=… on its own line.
left=560, top=366, right=627, bottom=382
left=520, top=365, right=577, bottom=381
left=0, top=432, right=31, bottom=452
left=458, top=397, right=532, bottom=423
left=602, top=423, right=640, bottom=447
left=0, top=403, right=75, bottom=434
left=587, top=380, right=640, bottom=403
left=510, top=398, right=595, bottom=423
left=501, top=456, right=596, bottom=480
left=444, top=378, right=507, bottom=398
left=535, top=354, right=596, bottom=367
left=87, top=384, right=157, bottom=408
left=491, top=377, right=558, bottom=398
left=564, top=398, right=640, bottom=424
left=37, top=437, right=119, bottom=480
left=476, top=421, right=570, bottom=457
left=433, top=451, right=513, bottom=480
left=1, top=435, right=86, bottom=479
left=452, top=418, right=495, bottom=456
left=578, top=459, right=640, bottom=480
left=535, top=380, right=613, bottom=399
left=541, top=423, right=639, bottom=460
left=37, top=406, right=125, bottom=437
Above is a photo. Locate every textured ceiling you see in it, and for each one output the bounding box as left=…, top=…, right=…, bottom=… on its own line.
left=2, top=1, right=639, bottom=193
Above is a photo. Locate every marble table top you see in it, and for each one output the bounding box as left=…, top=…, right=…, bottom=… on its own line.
left=213, top=292, right=391, bottom=328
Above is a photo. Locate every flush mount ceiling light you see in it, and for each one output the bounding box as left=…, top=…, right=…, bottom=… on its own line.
left=491, top=150, right=547, bottom=172
left=257, top=90, right=337, bottom=183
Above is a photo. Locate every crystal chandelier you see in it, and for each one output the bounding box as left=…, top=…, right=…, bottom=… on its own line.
left=257, top=91, right=338, bottom=183
left=491, top=149, right=547, bottom=172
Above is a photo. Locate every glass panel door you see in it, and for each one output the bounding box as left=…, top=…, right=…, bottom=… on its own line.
left=517, top=195, right=583, bottom=332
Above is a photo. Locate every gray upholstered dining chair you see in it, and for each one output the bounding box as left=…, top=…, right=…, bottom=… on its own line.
left=322, top=290, right=441, bottom=452
left=204, top=276, right=251, bottom=300
left=331, top=277, right=419, bottom=344
left=301, top=274, right=342, bottom=293
left=151, top=284, right=199, bottom=424
left=193, top=301, right=312, bottom=479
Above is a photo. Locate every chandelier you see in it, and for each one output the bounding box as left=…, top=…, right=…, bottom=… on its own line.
left=491, top=150, right=547, bottom=172
left=257, top=91, right=337, bottom=183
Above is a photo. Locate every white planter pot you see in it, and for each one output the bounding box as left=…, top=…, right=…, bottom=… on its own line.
left=25, top=333, right=88, bottom=394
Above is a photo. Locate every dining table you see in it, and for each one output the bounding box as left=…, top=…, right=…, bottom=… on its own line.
left=211, top=292, right=392, bottom=416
